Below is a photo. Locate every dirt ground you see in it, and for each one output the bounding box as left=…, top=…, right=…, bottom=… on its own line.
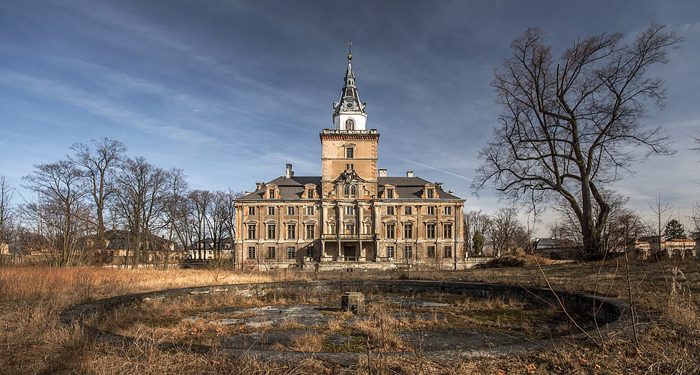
left=0, top=258, right=698, bottom=374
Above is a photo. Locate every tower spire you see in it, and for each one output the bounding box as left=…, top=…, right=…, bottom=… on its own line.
left=332, top=43, right=367, bottom=130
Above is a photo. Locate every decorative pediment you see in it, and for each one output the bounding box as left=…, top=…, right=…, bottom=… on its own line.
left=334, top=170, right=365, bottom=183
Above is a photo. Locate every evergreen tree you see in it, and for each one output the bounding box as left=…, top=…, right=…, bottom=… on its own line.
left=472, top=230, right=484, bottom=255
left=664, top=219, right=686, bottom=239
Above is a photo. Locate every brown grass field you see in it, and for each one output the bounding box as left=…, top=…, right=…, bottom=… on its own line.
left=0, top=258, right=698, bottom=374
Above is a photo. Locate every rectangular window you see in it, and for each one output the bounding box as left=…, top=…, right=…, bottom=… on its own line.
left=267, top=224, right=276, bottom=240
left=427, top=188, right=434, bottom=198
left=346, top=147, right=354, bottom=159
left=444, top=246, right=452, bottom=258
left=405, top=206, right=412, bottom=215
left=386, top=189, right=394, bottom=199
left=287, top=206, right=295, bottom=215
left=426, top=224, right=436, bottom=239
left=248, top=207, right=256, bottom=215
left=328, top=223, right=335, bottom=234
left=404, top=223, right=413, bottom=239
left=427, top=245, right=436, bottom=258
left=387, top=206, right=395, bottom=215
left=404, top=246, right=413, bottom=259
left=287, top=223, right=296, bottom=239
left=387, top=246, right=395, bottom=258
left=306, top=206, right=315, bottom=215
left=305, top=224, right=315, bottom=239
left=345, top=223, right=355, bottom=235
left=307, top=188, right=314, bottom=198
left=386, top=223, right=395, bottom=239
left=363, top=223, right=371, bottom=234
left=267, top=206, right=276, bottom=215
left=443, top=223, right=452, bottom=239
left=247, top=247, right=256, bottom=259
left=247, top=224, right=257, bottom=240
left=287, top=246, right=296, bottom=259
left=267, top=246, right=276, bottom=259
left=345, top=206, right=355, bottom=215
left=427, top=206, right=435, bottom=215
left=444, top=206, right=452, bottom=215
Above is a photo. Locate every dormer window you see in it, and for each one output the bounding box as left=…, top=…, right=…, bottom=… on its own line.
left=307, top=188, right=314, bottom=198
left=345, top=118, right=355, bottom=130
left=267, top=187, right=277, bottom=199
left=427, top=188, right=434, bottom=199
left=346, top=147, right=354, bottom=159
left=386, top=188, right=394, bottom=199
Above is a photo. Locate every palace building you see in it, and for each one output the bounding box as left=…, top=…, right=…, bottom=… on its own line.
left=234, top=51, right=466, bottom=269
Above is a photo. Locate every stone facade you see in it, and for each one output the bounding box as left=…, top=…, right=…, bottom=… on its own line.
left=234, top=52, right=466, bottom=269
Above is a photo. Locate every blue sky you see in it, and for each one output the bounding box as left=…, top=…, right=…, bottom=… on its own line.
left=1, top=0, right=699, bottom=232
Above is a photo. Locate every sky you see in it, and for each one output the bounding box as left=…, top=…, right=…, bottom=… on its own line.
left=1, top=0, right=699, bottom=234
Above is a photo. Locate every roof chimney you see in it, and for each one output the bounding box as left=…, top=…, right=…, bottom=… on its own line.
left=378, top=168, right=387, bottom=177
left=406, top=170, right=414, bottom=178
left=255, top=182, right=265, bottom=191
left=285, top=163, right=294, bottom=179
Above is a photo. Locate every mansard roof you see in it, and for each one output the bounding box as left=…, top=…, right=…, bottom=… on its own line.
left=377, top=177, right=462, bottom=200
left=237, top=175, right=462, bottom=201
left=238, top=176, right=321, bottom=201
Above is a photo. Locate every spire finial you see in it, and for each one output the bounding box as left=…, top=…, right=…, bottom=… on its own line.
left=347, top=41, right=352, bottom=61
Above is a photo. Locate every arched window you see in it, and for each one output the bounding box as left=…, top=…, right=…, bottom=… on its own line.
left=343, top=184, right=350, bottom=197
left=345, top=118, right=355, bottom=130
left=350, top=185, right=357, bottom=197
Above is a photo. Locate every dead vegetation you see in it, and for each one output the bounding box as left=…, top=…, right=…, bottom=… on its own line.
left=0, top=260, right=699, bottom=374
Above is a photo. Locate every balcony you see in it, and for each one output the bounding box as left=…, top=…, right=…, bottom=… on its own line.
left=321, top=129, right=378, bottom=135
left=322, top=233, right=375, bottom=241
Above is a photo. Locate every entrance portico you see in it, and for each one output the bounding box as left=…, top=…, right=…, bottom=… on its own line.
left=321, top=239, right=375, bottom=262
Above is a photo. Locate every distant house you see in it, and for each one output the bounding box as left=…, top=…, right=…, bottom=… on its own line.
left=79, top=229, right=182, bottom=265
left=187, top=237, right=234, bottom=260
left=630, top=236, right=695, bottom=259
left=531, top=238, right=580, bottom=259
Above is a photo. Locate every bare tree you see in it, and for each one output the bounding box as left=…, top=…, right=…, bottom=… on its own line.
left=112, top=157, right=171, bottom=268
left=464, top=210, right=490, bottom=255
left=473, top=25, right=679, bottom=258
left=648, top=194, right=672, bottom=258
left=163, top=169, right=188, bottom=269
left=486, top=207, right=527, bottom=257
left=188, top=190, right=213, bottom=260
left=23, top=161, right=89, bottom=266
left=0, top=176, right=13, bottom=245
left=71, top=138, right=126, bottom=262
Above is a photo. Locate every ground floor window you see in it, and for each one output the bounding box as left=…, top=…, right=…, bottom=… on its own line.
left=287, top=246, right=296, bottom=259
left=444, top=246, right=452, bottom=258
left=404, top=246, right=413, bottom=259
left=427, top=245, right=436, bottom=258
left=387, top=246, right=395, bottom=258
left=247, top=247, right=256, bottom=259
left=267, top=246, right=276, bottom=259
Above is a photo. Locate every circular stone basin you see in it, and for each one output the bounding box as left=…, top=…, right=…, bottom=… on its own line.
left=60, top=280, right=628, bottom=362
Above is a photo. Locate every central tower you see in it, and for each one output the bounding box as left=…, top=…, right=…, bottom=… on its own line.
left=320, top=49, right=379, bottom=198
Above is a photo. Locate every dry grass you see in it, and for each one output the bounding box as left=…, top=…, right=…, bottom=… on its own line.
left=0, top=260, right=699, bottom=374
